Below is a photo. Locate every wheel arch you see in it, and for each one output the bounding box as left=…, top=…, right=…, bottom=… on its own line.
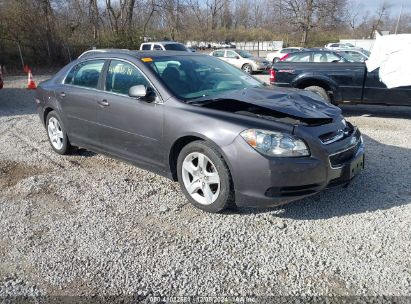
left=43, top=107, right=55, bottom=125
left=293, top=76, right=341, bottom=102
left=241, top=62, right=252, bottom=70
left=168, top=134, right=233, bottom=182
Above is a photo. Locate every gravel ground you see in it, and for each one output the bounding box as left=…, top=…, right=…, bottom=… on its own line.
left=0, top=75, right=410, bottom=300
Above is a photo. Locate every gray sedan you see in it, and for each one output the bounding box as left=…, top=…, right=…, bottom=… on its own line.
left=36, top=50, right=364, bottom=213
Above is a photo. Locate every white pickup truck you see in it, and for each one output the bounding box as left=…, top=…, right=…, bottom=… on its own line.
left=140, top=41, right=189, bottom=52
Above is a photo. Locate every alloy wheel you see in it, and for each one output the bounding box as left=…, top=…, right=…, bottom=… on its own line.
left=242, top=65, right=252, bottom=74
left=181, top=152, right=220, bottom=205
left=47, top=117, right=64, bottom=150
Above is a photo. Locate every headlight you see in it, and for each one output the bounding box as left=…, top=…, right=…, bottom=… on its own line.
left=240, top=129, right=310, bottom=157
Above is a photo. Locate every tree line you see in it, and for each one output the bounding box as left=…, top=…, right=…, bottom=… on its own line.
left=0, top=0, right=410, bottom=71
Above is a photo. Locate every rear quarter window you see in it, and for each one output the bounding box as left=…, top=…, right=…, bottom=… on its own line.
left=141, top=44, right=151, bottom=50
left=212, top=50, right=224, bottom=57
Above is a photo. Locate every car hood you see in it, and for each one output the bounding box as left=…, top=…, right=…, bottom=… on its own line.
left=193, top=87, right=341, bottom=124
left=250, top=57, right=269, bottom=63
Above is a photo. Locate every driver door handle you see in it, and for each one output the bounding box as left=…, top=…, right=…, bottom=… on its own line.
left=60, top=92, right=66, bottom=98
left=98, top=99, right=110, bottom=107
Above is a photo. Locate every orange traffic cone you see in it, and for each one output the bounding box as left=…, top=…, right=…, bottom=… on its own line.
left=27, top=69, right=37, bottom=90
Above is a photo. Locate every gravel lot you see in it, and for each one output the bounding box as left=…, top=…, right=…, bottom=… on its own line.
left=0, top=75, right=410, bottom=300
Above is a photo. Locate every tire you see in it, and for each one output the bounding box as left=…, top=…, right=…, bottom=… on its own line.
left=46, top=110, right=74, bottom=155
left=273, top=57, right=280, bottom=63
left=304, top=85, right=331, bottom=103
left=241, top=64, right=253, bottom=74
left=177, top=140, right=234, bottom=213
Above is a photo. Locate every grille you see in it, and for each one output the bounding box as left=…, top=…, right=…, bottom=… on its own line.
left=329, top=137, right=362, bottom=168
left=319, top=121, right=354, bottom=144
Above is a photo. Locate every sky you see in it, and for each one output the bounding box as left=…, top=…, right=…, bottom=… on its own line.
left=354, top=0, right=411, bottom=16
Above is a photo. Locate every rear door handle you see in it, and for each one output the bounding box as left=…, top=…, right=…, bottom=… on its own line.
left=98, top=99, right=110, bottom=107
left=60, top=92, right=66, bottom=98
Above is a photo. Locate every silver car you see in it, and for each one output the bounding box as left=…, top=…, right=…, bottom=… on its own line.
left=210, top=49, right=270, bottom=74
left=336, top=49, right=370, bottom=63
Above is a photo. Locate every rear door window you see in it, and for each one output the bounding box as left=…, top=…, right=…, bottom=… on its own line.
left=153, top=44, right=163, bottom=51
left=65, top=60, right=105, bottom=89
left=105, top=60, right=150, bottom=95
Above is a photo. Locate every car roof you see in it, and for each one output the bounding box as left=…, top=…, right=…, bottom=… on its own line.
left=142, top=41, right=183, bottom=45
left=295, top=50, right=336, bottom=54
left=78, top=49, right=202, bottom=60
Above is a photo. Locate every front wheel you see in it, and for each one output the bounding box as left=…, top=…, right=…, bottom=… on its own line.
left=241, top=64, right=252, bottom=74
left=177, top=141, right=234, bottom=213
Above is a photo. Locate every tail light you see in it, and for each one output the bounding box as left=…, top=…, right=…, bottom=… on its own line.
left=280, top=54, right=289, bottom=61
left=269, top=69, right=276, bottom=83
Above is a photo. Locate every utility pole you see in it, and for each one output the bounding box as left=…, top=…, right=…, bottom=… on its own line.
left=394, top=1, right=404, bottom=34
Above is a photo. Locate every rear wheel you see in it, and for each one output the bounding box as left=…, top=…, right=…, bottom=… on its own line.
left=304, top=86, right=331, bottom=103
left=46, top=111, right=74, bottom=155
left=177, top=141, right=234, bottom=213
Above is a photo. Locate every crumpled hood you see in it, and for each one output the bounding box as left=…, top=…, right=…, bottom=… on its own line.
left=202, top=87, right=341, bottom=120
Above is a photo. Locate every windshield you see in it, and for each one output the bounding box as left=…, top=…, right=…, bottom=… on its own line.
left=363, top=50, right=371, bottom=57
left=236, top=50, right=253, bottom=58
left=164, top=43, right=188, bottom=51
left=146, top=55, right=263, bottom=101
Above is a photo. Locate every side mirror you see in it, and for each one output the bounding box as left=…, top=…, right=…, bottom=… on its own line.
left=235, top=55, right=240, bottom=59
left=129, top=85, right=156, bottom=103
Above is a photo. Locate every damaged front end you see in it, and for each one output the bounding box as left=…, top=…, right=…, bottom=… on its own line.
left=189, top=87, right=341, bottom=127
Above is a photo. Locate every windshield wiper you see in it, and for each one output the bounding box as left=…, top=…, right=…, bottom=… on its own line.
left=186, top=95, right=222, bottom=104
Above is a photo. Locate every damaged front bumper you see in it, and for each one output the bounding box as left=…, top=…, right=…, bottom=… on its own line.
left=222, top=131, right=365, bottom=208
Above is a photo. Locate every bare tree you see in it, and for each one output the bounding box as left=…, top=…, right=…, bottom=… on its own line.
left=345, top=0, right=362, bottom=32
left=369, top=1, right=392, bottom=37
left=105, top=0, right=136, bottom=34
left=206, top=0, right=225, bottom=30
left=89, top=0, right=99, bottom=41
left=280, top=0, right=316, bottom=46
